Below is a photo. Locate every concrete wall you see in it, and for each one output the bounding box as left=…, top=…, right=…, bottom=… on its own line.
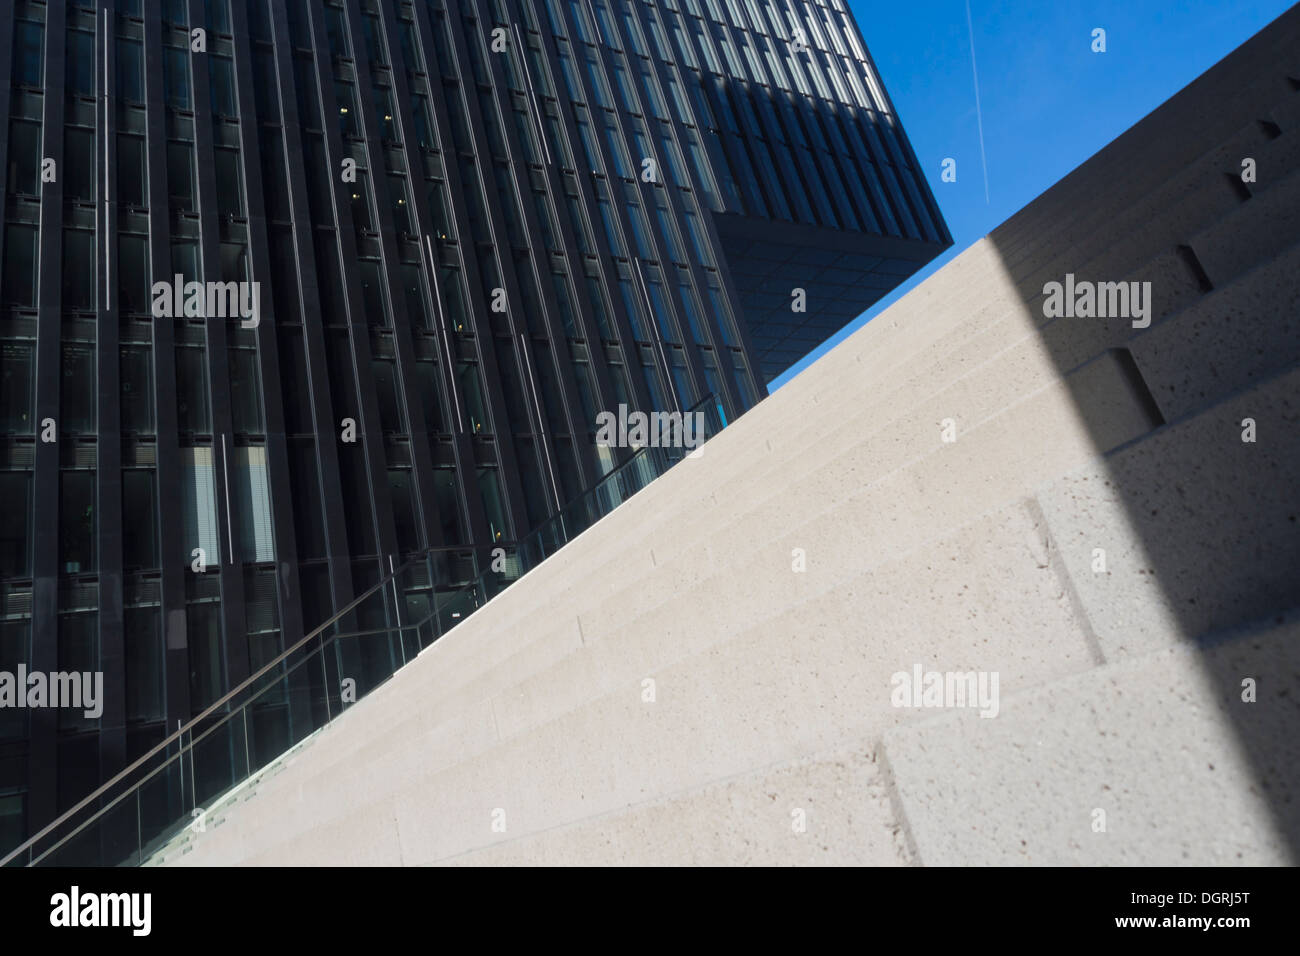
left=154, top=6, right=1300, bottom=867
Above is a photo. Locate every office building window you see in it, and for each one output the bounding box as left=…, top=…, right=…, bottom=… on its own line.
left=176, top=345, right=211, bottom=434
left=59, top=471, right=96, bottom=574
left=400, top=16, right=424, bottom=72
left=13, top=22, right=44, bottom=87
left=260, top=130, right=291, bottom=221
left=0, top=474, right=32, bottom=577
left=164, top=47, right=192, bottom=110
left=168, top=142, right=196, bottom=210
left=401, top=263, right=431, bottom=330
left=65, top=128, right=96, bottom=203
left=336, top=80, right=360, bottom=137
left=350, top=171, right=377, bottom=232
left=375, top=86, right=398, bottom=143
left=215, top=149, right=245, bottom=218
left=8, top=120, right=42, bottom=195
left=60, top=343, right=95, bottom=433
left=124, top=607, right=165, bottom=722
left=2, top=225, right=38, bottom=307
left=172, top=239, right=201, bottom=284
left=118, top=39, right=145, bottom=102
left=389, top=174, right=413, bottom=234
left=120, top=345, right=154, bottom=433
left=363, top=13, right=388, bottom=67
left=180, top=446, right=220, bottom=567
left=1, top=342, right=35, bottom=434
left=388, top=469, right=420, bottom=552
left=223, top=344, right=259, bottom=432
left=372, top=357, right=404, bottom=433
left=118, top=134, right=148, bottom=207
left=287, top=437, right=326, bottom=559
left=186, top=597, right=224, bottom=711
left=67, top=32, right=95, bottom=96
left=234, top=446, right=274, bottom=563
left=433, top=468, right=464, bottom=544
left=677, top=275, right=708, bottom=344
left=210, top=55, right=237, bottom=115
left=207, top=0, right=232, bottom=34
left=122, top=470, right=159, bottom=570
left=359, top=259, right=389, bottom=327
left=119, top=235, right=150, bottom=314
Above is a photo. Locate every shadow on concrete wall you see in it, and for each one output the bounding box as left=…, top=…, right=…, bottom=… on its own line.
left=986, top=3, right=1300, bottom=860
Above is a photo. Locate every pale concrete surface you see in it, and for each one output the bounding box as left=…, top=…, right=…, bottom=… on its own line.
left=884, top=611, right=1300, bottom=866
left=437, top=746, right=912, bottom=867
left=154, top=6, right=1300, bottom=867
left=1035, top=364, right=1300, bottom=661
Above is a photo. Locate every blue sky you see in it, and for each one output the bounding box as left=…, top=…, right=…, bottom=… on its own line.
left=768, top=0, right=1296, bottom=390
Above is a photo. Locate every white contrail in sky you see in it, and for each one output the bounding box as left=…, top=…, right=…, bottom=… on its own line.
left=965, top=0, right=991, bottom=204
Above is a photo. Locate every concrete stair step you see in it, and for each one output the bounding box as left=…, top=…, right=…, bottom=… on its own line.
left=1130, top=238, right=1300, bottom=421
left=1008, top=113, right=1294, bottom=293
left=365, top=745, right=909, bottom=866
left=883, top=606, right=1300, bottom=864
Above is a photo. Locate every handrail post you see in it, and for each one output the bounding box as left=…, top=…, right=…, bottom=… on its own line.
left=176, top=719, right=185, bottom=815
left=321, top=629, right=333, bottom=723
left=187, top=725, right=196, bottom=822
left=242, top=706, right=252, bottom=779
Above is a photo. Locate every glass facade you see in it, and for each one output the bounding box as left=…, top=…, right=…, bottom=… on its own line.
left=0, top=0, right=945, bottom=857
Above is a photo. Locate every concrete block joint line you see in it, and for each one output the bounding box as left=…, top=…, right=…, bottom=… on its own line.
left=1, top=1, right=1297, bottom=872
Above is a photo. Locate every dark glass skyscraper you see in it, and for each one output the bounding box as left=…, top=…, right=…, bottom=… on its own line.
left=0, top=0, right=946, bottom=858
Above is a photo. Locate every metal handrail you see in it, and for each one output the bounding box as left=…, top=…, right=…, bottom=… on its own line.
left=26, top=604, right=450, bottom=867
left=0, top=548, right=443, bottom=868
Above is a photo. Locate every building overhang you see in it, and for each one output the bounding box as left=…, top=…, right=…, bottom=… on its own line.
left=711, top=211, right=951, bottom=383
